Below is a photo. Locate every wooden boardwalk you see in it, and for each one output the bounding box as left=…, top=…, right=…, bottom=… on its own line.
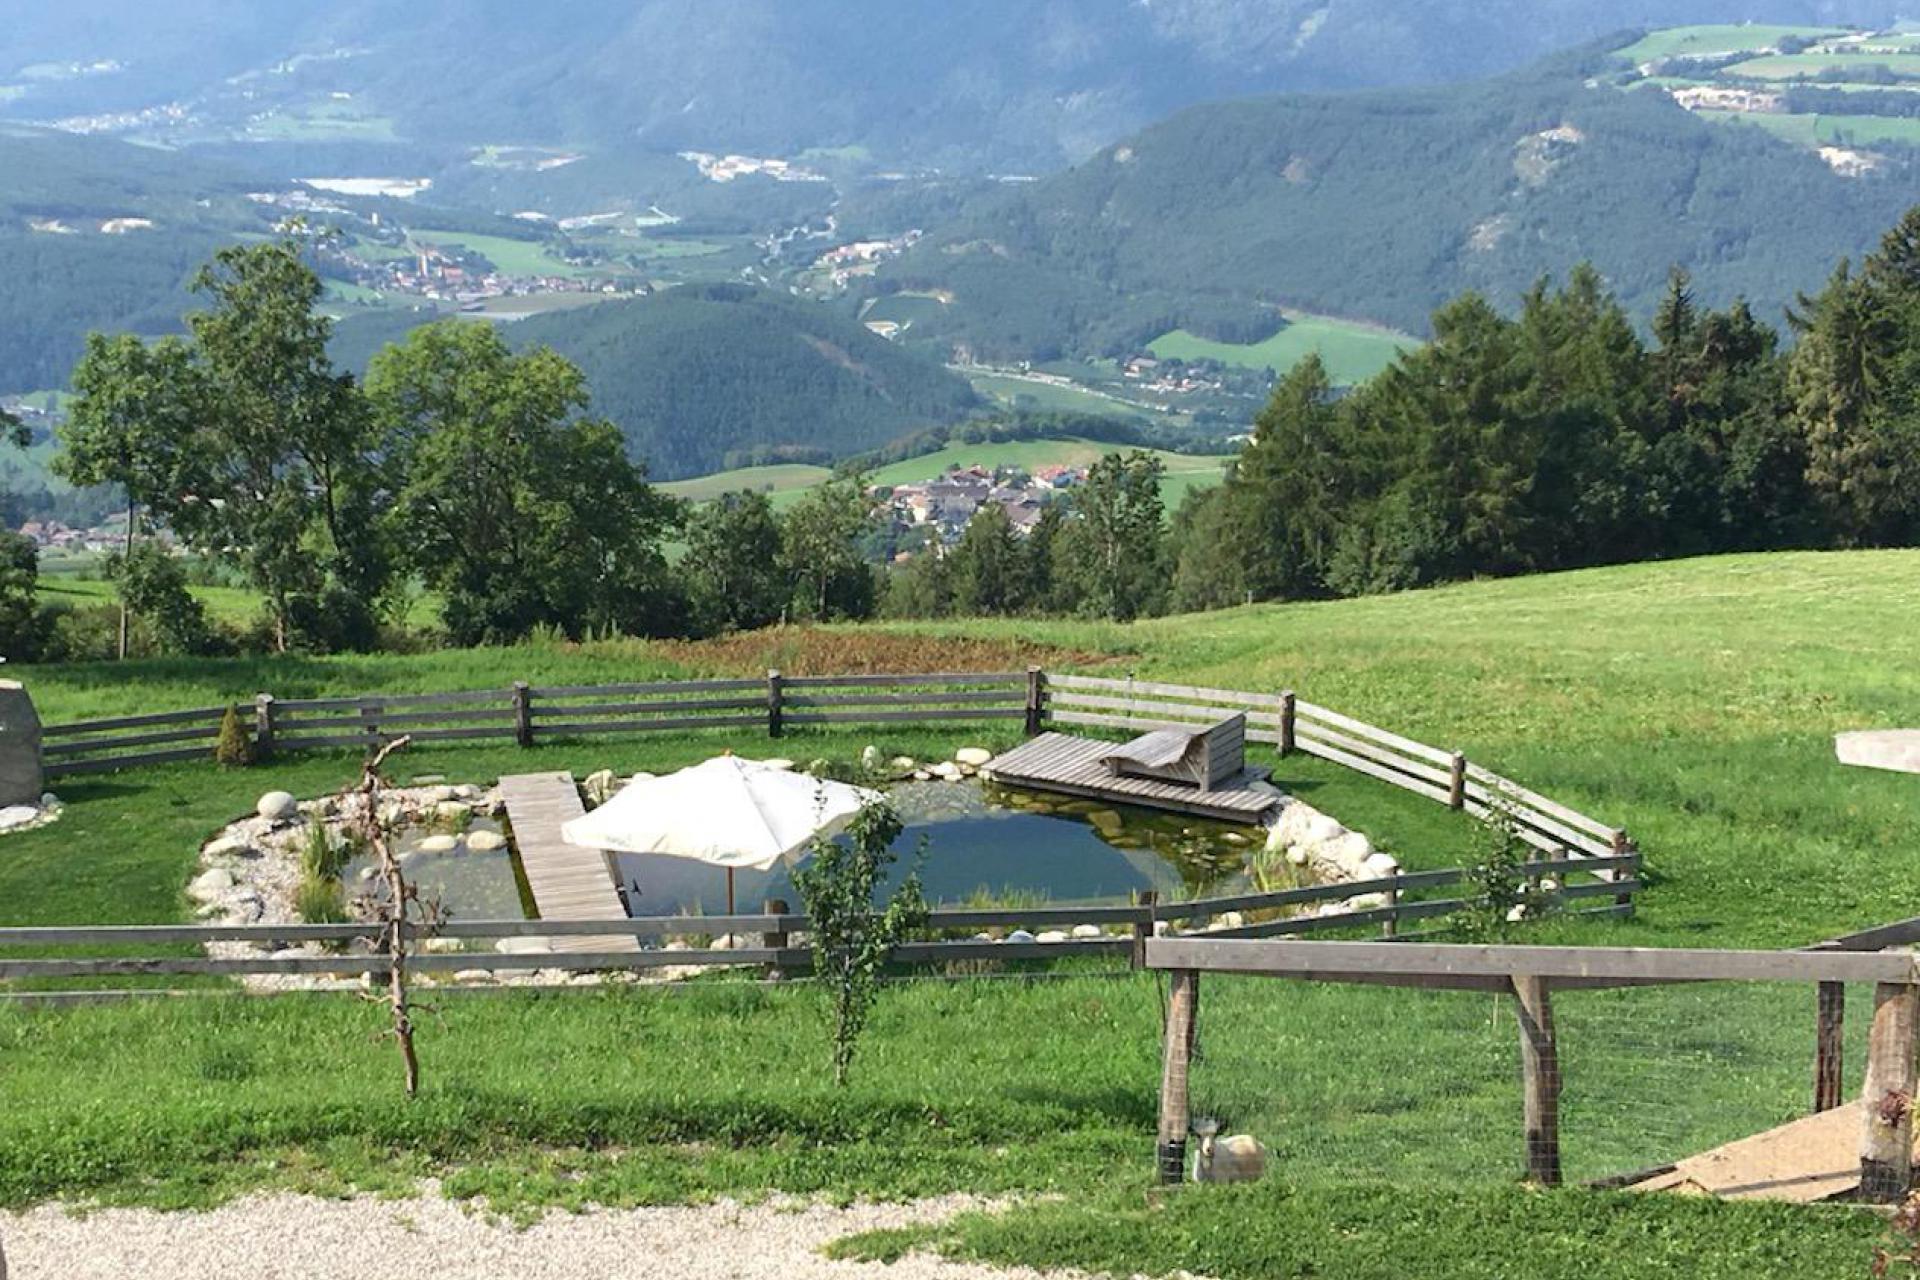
left=985, top=732, right=1281, bottom=823
left=498, top=771, right=637, bottom=954
left=1627, top=1101, right=1890, bottom=1203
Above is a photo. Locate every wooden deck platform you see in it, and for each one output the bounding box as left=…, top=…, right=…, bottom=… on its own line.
left=1626, top=1100, right=1904, bottom=1203
left=498, top=771, right=637, bottom=954
left=984, top=732, right=1282, bottom=823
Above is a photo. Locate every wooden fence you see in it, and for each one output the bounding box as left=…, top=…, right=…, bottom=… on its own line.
left=38, top=669, right=1625, bottom=867
left=1144, top=935, right=1920, bottom=1200
left=0, top=851, right=1641, bottom=991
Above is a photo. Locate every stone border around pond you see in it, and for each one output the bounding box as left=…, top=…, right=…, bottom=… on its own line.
left=185, top=752, right=1399, bottom=992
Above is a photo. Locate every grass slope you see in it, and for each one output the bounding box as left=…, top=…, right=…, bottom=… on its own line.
left=1149, top=312, right=1418, bottom=385
left=866, top=438, right=1231, bottom=504
left=3, top=550, right=1917, bottom=1272
left=1614, top=25, right=1844, bottom=63
left=658, top=462, right=832, bottom=503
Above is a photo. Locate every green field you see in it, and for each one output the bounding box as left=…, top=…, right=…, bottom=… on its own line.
left=1723, top=50, right=1920, bottom=81
left=1697, top=109, right=1920, bottom=147
left=867, top=437, right=1231, bottom=503
left=408, top=231, right=595, bottom=279
left=5, top=550, right=1920, bottom=1272
left=243, top=101, right=399, bottom=143
left=658, top=462, right=833, bottom=502
left=1614, top=24, right=1845, bottom=63
left=1150, top=313, right=1418, bottom=385
left=965, top=370, right=1154, bottom=419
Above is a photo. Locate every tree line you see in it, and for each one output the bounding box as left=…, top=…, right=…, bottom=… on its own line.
left=1165, top=207, right=1920, bottom=611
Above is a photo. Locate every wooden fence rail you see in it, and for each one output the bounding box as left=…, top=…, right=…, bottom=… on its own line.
left=36, top=670, right=1631, bottom=888
left=1144, top=936, right=1920, bottom=1197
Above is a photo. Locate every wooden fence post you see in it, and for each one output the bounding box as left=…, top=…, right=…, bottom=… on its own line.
left=1132, top=889, right=1157, bottom=969
left=767, top=669, right=784, bottom=739
left=1447, top=752, right=1466, bottom=810
left=1157, top=967, right=1199, bottom=1184
left=1279, top=690, right=1296, bottom=756
left=1025, top=666, right=1045, bottom=737
left=253, top=694, right=276, bottom=759
left=1382, top=869, right=1399, bottom=940
left=361, top=700, right=383, bottom=746
left=1610, top=830, right=1636, bottom=916
left=1859, top=980, right=1918, bottom=1203
left=1815, top=981, right=1846, bottom=1114
left=763, top=897, right=790, bottom=981
left=1514, top=975, right=1561, bottom=1186
left=511, top=682, right=534, bottom=748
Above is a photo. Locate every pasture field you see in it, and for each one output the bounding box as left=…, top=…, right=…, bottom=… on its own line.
left=1723, top=50, right=1920, bottom=80
left=658, top=462, right=833, bottom=503
left=1613, top=24, right=1844, bottom=63
left=1149, top=312, right=1417, bottom=386
left=965, top=369, right=1156, bottom=419
left=865, top=438, right=1230, bottom=500
left=408, top=230, right=595, bottom=279
left=31, top=575, right=441, bottom=631
left=4, top=550, right=1918, bottom=1273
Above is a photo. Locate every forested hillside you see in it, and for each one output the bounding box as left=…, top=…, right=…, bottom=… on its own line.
left=4, top=2, right=1909, bottom=169
left=875, top=43, right=1920, bottom=361
left=0, top=128, right=273, bottom=392
left=340, top=288, right=980, bottom=480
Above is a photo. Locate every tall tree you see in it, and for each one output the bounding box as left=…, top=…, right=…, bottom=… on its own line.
left=682, top=490, right=788, bottom=634
left=948, top=502, right=1022, bottom=615
left=58, top=333, right=204, bottom=658
left=781, top=474, right=877, bottom=621
left=172, top=236, right=387, bottom=649
left=1059, top=451, right=1166, bottom=621
left=367, top=321, right=683, bottom=645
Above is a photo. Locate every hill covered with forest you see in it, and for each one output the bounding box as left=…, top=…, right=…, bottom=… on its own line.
left=336, top=286, right=982, bottom=479
left=871, top=41, right=1920, bottom=362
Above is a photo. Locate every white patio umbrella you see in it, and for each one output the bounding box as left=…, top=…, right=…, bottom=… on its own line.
left=560, top=755, right=880, bottom=913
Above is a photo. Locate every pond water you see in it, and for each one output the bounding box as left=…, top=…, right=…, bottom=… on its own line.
left=343, top=815, right=531, bottom=921
left=609, top=780, right=1276, bottom=917
left=365, top=780, right=1286, bottom=924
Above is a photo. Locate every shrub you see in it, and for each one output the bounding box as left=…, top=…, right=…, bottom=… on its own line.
left=213, top=705, right=254, bottom=767
left=294, top=873, right=347, bottom=924
left=298, top=818, right=347, bottom=883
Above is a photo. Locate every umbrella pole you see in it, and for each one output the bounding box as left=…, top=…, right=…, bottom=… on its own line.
left=727, top=867, right=736, bottom=917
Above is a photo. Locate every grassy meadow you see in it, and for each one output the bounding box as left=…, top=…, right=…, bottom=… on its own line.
left=1613, top=24, right=1843, bottom=63
left=3, top=550, right=1918, bottom=1273
left=1149, top=313, right=1418, bottom=385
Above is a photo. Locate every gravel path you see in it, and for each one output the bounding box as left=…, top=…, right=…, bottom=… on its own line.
left=0, top=1191, right=1085, bottom=1280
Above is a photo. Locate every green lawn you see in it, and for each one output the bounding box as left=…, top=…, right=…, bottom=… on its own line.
left=1613, top=25, right=1846, bottom=63
left=5, top=550, right=1920, bottom=1270
left=1150, top=313, right=1418, bottom=385
left=866, top=438, right=1230, bottom=498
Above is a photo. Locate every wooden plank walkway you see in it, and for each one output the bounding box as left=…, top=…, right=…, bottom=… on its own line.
left=1626, top=1101, right=1905, bottom=1203
left=985, top=732, right=1281, bottom=823
left=498, top=771, right=637, bottom=954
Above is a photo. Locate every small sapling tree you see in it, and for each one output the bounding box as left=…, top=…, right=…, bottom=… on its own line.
left=1451, top=798, right=1554, bottom=943
left=792, top=798, right=928, bottom=1086
left=352, top=736, right=440, bottom=1097
left=213, top=705, right=254, bottom=767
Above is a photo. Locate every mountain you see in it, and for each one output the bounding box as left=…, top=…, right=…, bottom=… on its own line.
left=870, top=41, right=1920, bottom=362
left=0, top=126, right=278, bottom=393
left=334, top=286, right=982, bottom=479
left=3, top=2, right=1910, bottom=171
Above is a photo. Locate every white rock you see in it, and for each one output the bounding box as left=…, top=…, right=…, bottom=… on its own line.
left=38, top=791, right=60, bottom=809
left=1036, top=930, right=1070, bottom=943
left=1507, top=904, right=1529, bottom=923
left=495, top=936, right=551, bottom=955
left=955, top=747, right=993, bottom=767
left=889, top=756, right=917, bottom=773
left=1314, top=832, right=1374, bottom=877
left=1222, top=832, right=1250, bottom=846
left=1219, top=912, right=1246, bottom=930
left=189, top=867, right=236, bottom=898
left=957, top=762, right=978, bottom=778
left=931, top=761, right=963, bottom=782
left=466, top=830, right=507, bottom=852
left=434, top=801, right=470, bottom=823
left=358, top=867, right=378, bottom=882
left=1070, top=924, right=1103, bottom=939
left=426, top=785, right=457, bottom=804
left=1541, top=877, right=1561, bottom=893
left=416, top=834, right=459, bottom=854
left=453, top=784, right=483, bottom=800
left=860, top=745, right=883, bottom=771
left=256, top=790, right=298, bottom=821
left=1346, top=892, right=1390, bottom=912
left=762, top=758, right=795, bottom=772
left=452, top=969, right=493, bottom=983
left=1286, top=845, right=1310, bottom=866
left=912, top=770, right=931, bottom=781
left=0, top=805, right=40, bottom=831
left=422, top=937, right=464, bottom=954
left=1005, top=929, right=1036, bottom=944
left=1362, top=852, right=1402, bottom=879
left=204, top=834, right=251, bottom=859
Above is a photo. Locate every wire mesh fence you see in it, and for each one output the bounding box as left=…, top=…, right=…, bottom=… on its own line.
left=1177, top=972, right=1875, bottom=1188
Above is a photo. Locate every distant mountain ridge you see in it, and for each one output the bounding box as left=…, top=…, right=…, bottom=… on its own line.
left=870, top=40, right=1920, bottom=362
left=3, top=2, right=1911, bottom=169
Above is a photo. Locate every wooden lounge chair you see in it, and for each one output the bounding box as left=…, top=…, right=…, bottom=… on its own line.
left=1098, top=714, right=1246, bottom=793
